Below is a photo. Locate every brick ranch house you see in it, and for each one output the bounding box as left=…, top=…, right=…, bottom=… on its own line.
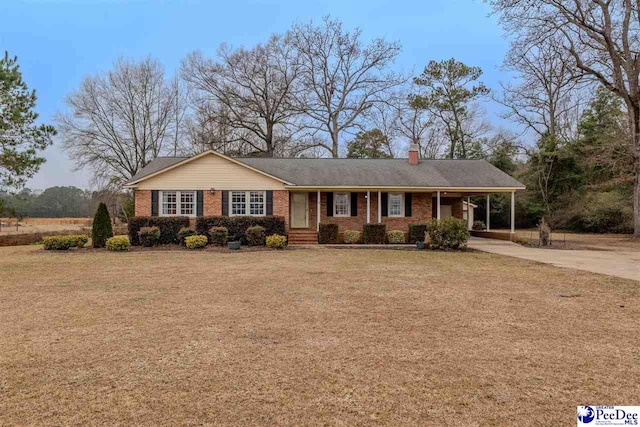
left=123, top=145, right=525, bottom=244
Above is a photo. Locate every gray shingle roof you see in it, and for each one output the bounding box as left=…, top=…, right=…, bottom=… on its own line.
left=127, top=157, right=186, bottom=183
left=126, top=155, right=525, bottom=189
left=238, top=158, right=524, bottom=188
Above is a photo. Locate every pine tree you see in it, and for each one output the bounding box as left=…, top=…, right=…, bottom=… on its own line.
left=0, top=52, right=55, bottom=191
left=92, top=202, right=113, bottom=248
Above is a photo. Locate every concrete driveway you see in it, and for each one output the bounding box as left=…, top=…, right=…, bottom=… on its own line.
left=469, top=237, right=640, bottom=282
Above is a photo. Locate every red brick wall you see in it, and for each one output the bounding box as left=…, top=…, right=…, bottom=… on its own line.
left=273, top=190, right=289, bottom=230
left=134, top=190, right=151, bottom=216
left=315, top=191, right=433, bottom=241
left=204, top=191, right=222, bottom=216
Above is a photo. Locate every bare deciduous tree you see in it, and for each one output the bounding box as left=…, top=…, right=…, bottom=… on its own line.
left=56, top=57, right=184, bottom=186
left=182, top=34, right=303, bottom=157
left=289, top=17, right=404, bottom=157
left=489, top=0, right=640, bottom=234
left=496, top=36, right=583, bottom=143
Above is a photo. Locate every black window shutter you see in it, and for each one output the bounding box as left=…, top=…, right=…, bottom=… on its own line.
left=222, top=191, right=229, bottom=216
left=350, top=192, right=358, bottom=216
left=381, top=192, right=388, bottom=217
left=266, top=191, right=273, bottom=215
left=196, top=190, right=204, bottom=216
left=405, top=192, right=412, bottom=217
left=151, top=190, right=158, bottom=216
left=326, top=192, right=333, bottom=217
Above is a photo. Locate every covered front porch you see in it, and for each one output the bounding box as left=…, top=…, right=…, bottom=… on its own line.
left=287, top=189, right=518, bottom=244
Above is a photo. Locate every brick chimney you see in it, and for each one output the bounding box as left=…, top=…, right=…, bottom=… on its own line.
left=408, top=144, right=420, bottom=165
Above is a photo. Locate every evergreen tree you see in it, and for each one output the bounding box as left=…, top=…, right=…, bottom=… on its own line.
left=92, top=202, right=113, bottom=248
left=346, top=129, right=393, bottom=159
left=0, top=52, right=55, bottom=191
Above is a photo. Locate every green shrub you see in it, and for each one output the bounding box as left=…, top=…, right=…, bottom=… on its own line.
left=43, top=235, right=89, bottom=250
left=209, top=226, right=228, bottom=246
left=266, top=234, right=287, bottom=249
left=196, top=216, right=285, bottom=243
left=408, top=224, right=428, bottom=243
left=363, top=223, right=386, bottom=244
left=428, top=217, right=469, bottom=250
left=343, top=229, right=361, bottom=244
left=387, top=230, right=405, bottom=244
left=318, top=223, right=339, bottom=244
left=92, top=202, right=113, bottom=248
left=106, top=236, right=130, bottom=251
left=138, top=226, right=161, bottom=247
left=560, top=191, right=633, bottom=234
left=472, top=220, right=486, bottom=231
left=185, top=235, right=208, bottom=249
left=128, top=216, right=190, bottom=245
left=177, top=227, right=196, bottom=245
left=246, top=225, right=266, bottom=246
left=75, top=235, right=89, bottom=248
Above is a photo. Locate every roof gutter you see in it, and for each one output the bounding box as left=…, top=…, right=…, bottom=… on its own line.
left=284, top=185, right=526, bottom=192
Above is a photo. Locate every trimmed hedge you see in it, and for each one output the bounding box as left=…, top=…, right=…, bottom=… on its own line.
left=185, top=235, right=208, bottom=249
left=428, top=217, right=469, bottom=250
left=246, top=225, right=266, bottom=246
left=43, top=235, right=89, bottom=250
left=387, top=230, right=405, bottom=244
left=128, top=216, right=190, bottom=245
left=472, top=220, right=486, bottom=231
left=106, top=236, right=130, bottom=251
left=177, top=227, right=196, bottom=245
left=318, top=223, right=338, bottom=244
left=343, top=229, right=361, bottom=244
left=363, top=223, right=386, bottom=244
left=266, top=234, right=287, bottom=249
left=209, top=226, right=228, bottom=246
left=195, top=216, right=285, bottom=244
left=138, top=226, right=161, bottom=247
left=408, top=224, right=429, bottom=243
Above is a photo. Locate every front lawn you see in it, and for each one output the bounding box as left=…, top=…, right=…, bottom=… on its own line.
left=0, top=246, right=638, bottom=425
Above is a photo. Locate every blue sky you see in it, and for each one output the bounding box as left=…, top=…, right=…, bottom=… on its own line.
left=2, top=0, right=511, bottom=190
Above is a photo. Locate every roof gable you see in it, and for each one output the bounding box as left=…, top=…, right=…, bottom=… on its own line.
left=124, top=151, right=292, bottom=188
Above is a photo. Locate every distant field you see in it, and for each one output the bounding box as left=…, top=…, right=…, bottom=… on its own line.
left=0, top=218, right=125, bottom=246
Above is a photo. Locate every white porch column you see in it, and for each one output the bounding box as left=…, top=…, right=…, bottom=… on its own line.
left=510, top=191, right=515, bottom=234
left=317, top=190, right=321, bottom=231
left=378, top=191, right=382, bottom=223
left=366, top=191, right=371, bottom=223
left=436, top=191, right=441, bottom=220
left=486, top=194, right=491, bottom=231
left=467, top=196, right=472, bottom=229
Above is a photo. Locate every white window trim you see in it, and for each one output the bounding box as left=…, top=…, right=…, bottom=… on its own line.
left=388, top=192, right=404, bottom=217
left=333, top=192, right=351, bottom=217
left=160, top=190, right=197, bottom=217
left=229, top=191, right=267, bottom=217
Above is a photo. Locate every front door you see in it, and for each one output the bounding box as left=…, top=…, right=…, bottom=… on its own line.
left=291, top=192, right=309, bottom=228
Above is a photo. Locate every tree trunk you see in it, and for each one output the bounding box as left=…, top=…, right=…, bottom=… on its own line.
left=265, top=122, right=274, bottom=157
left=631, top=103, right=640, bottom=236
left=331, top=120, right=340, bottom=158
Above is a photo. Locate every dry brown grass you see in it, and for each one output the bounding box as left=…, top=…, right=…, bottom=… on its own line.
left=1, top=246, right=638, bottom=426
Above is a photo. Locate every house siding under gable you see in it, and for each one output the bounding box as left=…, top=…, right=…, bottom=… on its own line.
left=134, top=153, right=287, bottom=191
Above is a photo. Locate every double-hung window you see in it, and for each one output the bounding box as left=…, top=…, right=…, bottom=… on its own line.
left=388, top=193, right=404, bottom=217
left=160, top=191, right=196, bottom=216
left=230, top=191, right=266, bottom=216
left=334, top=193, right=350, bottom=217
